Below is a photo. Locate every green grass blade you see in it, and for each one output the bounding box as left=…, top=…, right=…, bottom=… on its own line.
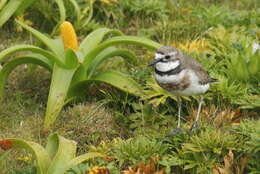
left=0, top=0, right=22, bottom=27
left=43, top=65, right=77, bottom=131
left=16, top=21, right=65, bottom=59
left=248, top=54, right=260, bottom=76
left=53, top=152, right=103, bottom=174
left=87, top=47, right=136, bottom=78
left=0, top=138, right=51, bottom=174
left=0, top=54, right=53, bottom=100
left=0, top=150, right=10, bottom=169
left=46, top=134, right=77, bottom=174
left=79, top=28, right=123, bottom=55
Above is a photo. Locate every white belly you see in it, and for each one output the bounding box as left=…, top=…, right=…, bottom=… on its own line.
left=155, top=70, right=210, bottom=96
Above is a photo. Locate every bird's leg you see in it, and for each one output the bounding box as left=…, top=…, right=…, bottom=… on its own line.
left=169, top=96, right=184, bottom=136
left=177, top=96, right=182, bottom=128
left=189, top=95, right=204, bottom=134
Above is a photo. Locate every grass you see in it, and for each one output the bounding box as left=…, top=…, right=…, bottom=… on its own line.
left=0, top=0, right=259, bottom=173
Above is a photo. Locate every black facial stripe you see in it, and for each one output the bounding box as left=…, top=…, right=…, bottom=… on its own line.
left=165, top=55, right=170, bottom=59
left=155, top=64, right=184, bottom=76
left=159, top=59, right=168, bottom=63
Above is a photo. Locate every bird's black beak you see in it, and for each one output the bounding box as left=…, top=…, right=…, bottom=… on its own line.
left=148, top=59, right=161, bottom=66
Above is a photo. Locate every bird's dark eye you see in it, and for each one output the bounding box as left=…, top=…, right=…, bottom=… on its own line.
left=165, top=55, right=170, bottom=59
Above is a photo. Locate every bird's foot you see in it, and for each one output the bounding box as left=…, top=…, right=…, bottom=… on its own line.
left=189, top=121, right=200, bottom=134
left=168, top=127, right=185, bottom=136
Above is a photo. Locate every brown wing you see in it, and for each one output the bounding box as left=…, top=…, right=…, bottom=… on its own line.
left=182, top=55, right=212, bottom=85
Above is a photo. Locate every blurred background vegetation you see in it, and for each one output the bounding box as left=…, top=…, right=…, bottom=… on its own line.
left=0, top=0, right=259, bottom=173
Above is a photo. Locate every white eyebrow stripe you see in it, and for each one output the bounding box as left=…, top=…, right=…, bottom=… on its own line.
left=155, top=53, right=165, bottom=59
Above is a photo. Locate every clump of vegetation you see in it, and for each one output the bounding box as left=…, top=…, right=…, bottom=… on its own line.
left=0, top=0, right=259, bottom=173
left=0, top=20, right=161, bottom=132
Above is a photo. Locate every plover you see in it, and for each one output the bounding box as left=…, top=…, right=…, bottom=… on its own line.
left=149, top=46, right=217, bottom=135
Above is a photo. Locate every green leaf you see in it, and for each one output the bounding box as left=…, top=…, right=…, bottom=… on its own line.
left=70, top=70, right=144, bottom=97
left=46, top=134, right=59, bottom=160
left=54, top=0, right=66, bottom=23
left=83, top=36, right=161, bottom=69
left=68, top=0, right=81, bottom=27
left=79, top=28, right=123, bottom=55
left=0, top=0, right=7, bottom=10
left=0, top=54, right=53, bottom=100
left=248, top=54, right=260, bottom=76
left=0, top=150, right=10, bottom=169
left=46, top=134, right=77, bottom=174
left=184, top=163, right=197, bottom=170
left=79, top=0, right=94, bottom=29
left=16, top=21, right=65, bottom=59
left=1, top=138, right=51, bottom=174
left=64, top=48, right=79, bottom=69
left=52, top=152, right=104, bottom=174
left=43, top=64, right=77, bottom=131
left=0, top=44, right=64, bottom=66
left=0, top=0, right=22, bottom=27
left=103, top=36, right=162, bottom=50
left=87, top=47, right=136, bottom=78
left=15, top=0, right=37, bottom=16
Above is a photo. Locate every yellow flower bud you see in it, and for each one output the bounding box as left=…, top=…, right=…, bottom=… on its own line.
left=60, top=21, right=78, bottom=51
left=88, top=166, right=110, bottom=174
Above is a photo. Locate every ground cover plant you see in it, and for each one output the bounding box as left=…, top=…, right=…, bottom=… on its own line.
left=0, top=20, right=161, bottom=131
left=0, top=0, right=259, bottom=173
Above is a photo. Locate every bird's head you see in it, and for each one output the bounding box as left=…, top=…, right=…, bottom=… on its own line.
left=149, top=46, right=182, bottom=66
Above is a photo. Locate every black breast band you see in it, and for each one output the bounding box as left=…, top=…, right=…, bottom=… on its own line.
left=155, top=64, right=184, bottom=76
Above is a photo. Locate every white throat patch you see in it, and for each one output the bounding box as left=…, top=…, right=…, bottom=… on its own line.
left=155, top=60, right=180, bottom=72
left=155, top=53, right=164, bottom=59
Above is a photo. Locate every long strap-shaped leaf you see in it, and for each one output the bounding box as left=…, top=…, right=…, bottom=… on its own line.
left=0, top=44, right=65, bottom=66
left=103, top=36, right=162, bottom=50
left=46, top=134, right=77, bottom=174
left=50, top=0, right=67, bottom=35
left=54, top=0, right=66, bottom=23
left=87, top=47, right=136, bottom=78
left=43, top=64, right=77, bottom=131
left=16, top=21, right=65, bottom=59
left=83, top=36, right=162, bottom=69
left=69, top=70, right=144, bottom=97
left=15, top=0, right=37, bottom=16
left=53, top=152, right=104, bottom=174
left=0, top=0, right=7, bottom=10
left=79, top=28, right=123, bottom=55
left=1, top=138, right=51, bottom=174
left=78, top=0, right=94, bottom=29
left=0, top=0, right=22, bottom=27
left=0, top=54, right=53, bottom=100
left=68, top=0, right=80, bottom=27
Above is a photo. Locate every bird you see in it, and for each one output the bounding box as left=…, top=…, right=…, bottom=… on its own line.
left=149, top=46, right=217, bottom=135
